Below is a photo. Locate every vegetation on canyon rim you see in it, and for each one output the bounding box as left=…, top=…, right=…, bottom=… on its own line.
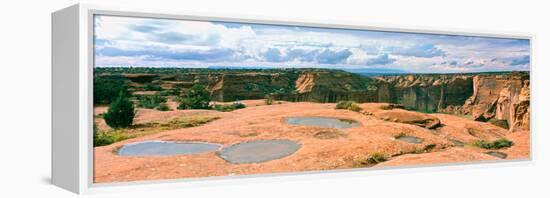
left=177, top=84, right=247, bottom=111
left=177, top=84, right=212, bottom=110
left=93, top=77, right=130, bottom=104
left=95, top=78, right=248, bottom=130
left=137, top=94, right=168, bottom=110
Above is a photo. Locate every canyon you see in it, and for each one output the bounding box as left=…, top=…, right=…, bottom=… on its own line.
left=97, top=68, right=530, bottom=131
left=94, top=68, right=530, bottom=183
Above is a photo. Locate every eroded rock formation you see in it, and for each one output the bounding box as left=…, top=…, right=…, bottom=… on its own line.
left=101, top=69, right=530, bottom=131
left=373, top=109, right=441, bottom=129
left=375, top=74, right=474, bottom=113
left=460, top=72, right=530, bottom=131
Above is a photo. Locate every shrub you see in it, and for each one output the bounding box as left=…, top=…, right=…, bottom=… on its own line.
left=232, top=102, right=246, bottom=109
left=265, top=98, right=273, bottom=105
left=212, top=102, right=246, bottom=112
left=211, top=104, right=228, bottom=112
left=264, top=94, right=274, bottom=105
left=156, top=103, right=170, bottom=111
left=93, top=122, right=132, bottom=147
left=93, top=77, right=129, bottom=104
left=94, top=130, right=132, bottom=147
left=471, top=140, right=491, bottom=149
left=493, top=138, right=514, bottom=148
left=169, top=87, right=182, bottom=96
left=158, top=90, right=171, bottom=96
left=355, top=152, right=388, bottom=167
left=93, top=122, right=101, bottom=146
left=177, top=97, right=193, bottom=110
left=423, top=144, right=437, bottom=152
left=349, top=104, right=363, bottom=112
left=144, top=83, right=162, bottom=91
left=160, top=116, right=219, bottom=128
left=471, top=138, right=513, bottom=149
left=380, top=103, right=405, bottom=110
left=103, top=92, right=135, bottom=128
left=177, top=84, right=211, bottom=109
left=335, top=101, right=362, bottom=112
left=137, top=94, right=167, bottom=109
left=93, top=131, right=115, bottom=147
left=336, top=101, right=351, bottom=109
left=367, top=152, right=388, bottom=164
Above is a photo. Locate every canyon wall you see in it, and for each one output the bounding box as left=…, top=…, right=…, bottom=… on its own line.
left=210, top=70, right=379, bottom=103
left=287, top=71, right=379, bottom=103
left=208, top=71, right=477, bottom=112
left=115, top=69, right=529, bottom=131
left=206, top=70, right=529, bottom=131
left=210, top=72, right=298, bottom=101
left=460, top=72, right=530, bottom=131
left=375, top=74, right=474, bottom=113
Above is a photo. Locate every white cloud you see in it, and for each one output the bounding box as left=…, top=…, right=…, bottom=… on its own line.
left=94, top=15, right=530, bottom=73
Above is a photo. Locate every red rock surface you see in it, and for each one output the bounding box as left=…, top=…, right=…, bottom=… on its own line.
left=373, top=109, right=441, bottom=129
left=94, top=102, right=529, bottom=183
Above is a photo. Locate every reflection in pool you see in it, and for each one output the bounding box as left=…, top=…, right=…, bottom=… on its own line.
left=217, top=140, right=301, bottom=164
left=118, top=141, right=221, bottom=157
left=286, top=116, right=359, bottom=129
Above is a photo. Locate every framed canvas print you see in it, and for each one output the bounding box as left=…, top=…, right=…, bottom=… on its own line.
left=52, top=4, right=533, bottom=194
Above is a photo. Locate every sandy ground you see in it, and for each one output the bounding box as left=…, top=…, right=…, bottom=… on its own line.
left=93, top=101, right=530, bottom=183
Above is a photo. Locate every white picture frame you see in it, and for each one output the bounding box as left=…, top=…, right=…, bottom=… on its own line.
left=52, top=3, right=534, bottom=194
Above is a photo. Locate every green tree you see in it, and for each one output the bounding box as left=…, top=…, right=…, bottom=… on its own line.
left=178, top=84, right=211, bottom=109
left=93, top=77, right=129, bottom=104
left=137, top=94, right=167, bottom=109
left=103, top=92, right=135, bottom=128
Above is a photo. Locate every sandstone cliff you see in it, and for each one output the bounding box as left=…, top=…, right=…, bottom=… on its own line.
left=209, top=70, right=378, bottom=103
left=288, top=71, right=377, bottom=102
left=176, top=70, right=530, bottom=131
left=210, top=72, right=298, bottom=101
left=99, top=68, right=530, bottom=131
left=460, top=72, right=530, bottom=131
left=375, top=74, right=473, bottom=113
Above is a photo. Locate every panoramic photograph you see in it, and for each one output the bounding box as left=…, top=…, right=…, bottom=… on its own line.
left=92, top=15, right=531, bottom=183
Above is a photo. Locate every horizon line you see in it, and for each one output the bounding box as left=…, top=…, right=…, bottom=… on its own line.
left=94, top=65, right=530, bottom=74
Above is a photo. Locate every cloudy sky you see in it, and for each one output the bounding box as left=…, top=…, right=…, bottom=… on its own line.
left=94, top=15, right=530, bottom=73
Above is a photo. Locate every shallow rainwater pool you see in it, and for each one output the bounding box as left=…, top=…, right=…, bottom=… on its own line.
left=118, top=141, right=221, bottom=157
left=396, top=136, right=423, bottom=144
left=217, top=140, right=301, bottom=164
left=286, top=117, right=359, bottom=129
left=485, top=151, right=508, bottom=159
